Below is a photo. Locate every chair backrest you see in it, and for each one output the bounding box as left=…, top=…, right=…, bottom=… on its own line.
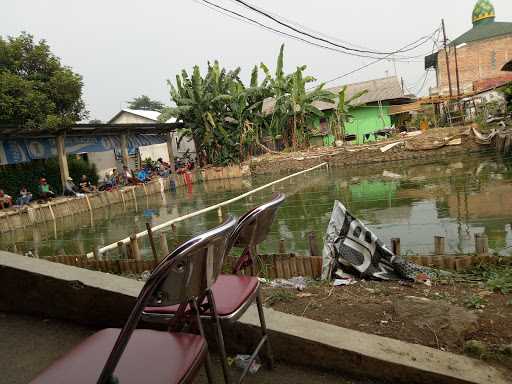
left=97, top=216, right=237, bottom=384
left=230, top=193, right=286, bottom=249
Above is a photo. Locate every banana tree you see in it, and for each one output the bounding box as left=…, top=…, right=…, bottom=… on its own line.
left=261, top=44, right=335, bottom=150
left=160, top=62, right=241, bottom=165
left=227, top=66, right=272, bottom=161
left=330, top=86, right=368, bottom=143
left=260, top=44, right=291, bottom=143
left=285, top=66, right=335, bottom=149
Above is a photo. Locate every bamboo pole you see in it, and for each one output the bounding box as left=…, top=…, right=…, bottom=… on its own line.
left=308, top=231, right=320, bottom=256
left=391, top=238, right=401, bottom=256
left=132, top=188, right=138, bottom=212
left=47, top=202, right=56, bottom=223
left=159, top=233, right=169, bottom=257
left=434, top=236, right=445, bottom=255
left=129, top=233, right=141, bottom=261
left=475, top=233, right=489, bottom=256
left=146, top=222, right=159, bottom=263
left=117, top=241, right=127, bottom=259
left=120, top=190, right=126, bottom=210
left=278, top=239, right=286, bottom=254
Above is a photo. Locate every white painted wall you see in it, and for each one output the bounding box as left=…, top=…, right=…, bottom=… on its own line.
left=139, top=133, right=196, bottom=163
left=87, top=150, right=117, bottom=179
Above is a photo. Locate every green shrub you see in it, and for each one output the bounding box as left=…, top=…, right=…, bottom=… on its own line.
left=0, top=157, right=98, bottom=198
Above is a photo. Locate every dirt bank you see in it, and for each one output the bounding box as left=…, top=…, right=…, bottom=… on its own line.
left=262, top=264, right=512, bottom=372
left=250, top=126, right=483, bottom=175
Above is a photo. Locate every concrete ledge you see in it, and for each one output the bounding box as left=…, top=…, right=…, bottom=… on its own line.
left=236, top=306, right=508, bottom=384
left=0, top=252, right=140, bottom=327
left=0, top=251, right=508, bottom=384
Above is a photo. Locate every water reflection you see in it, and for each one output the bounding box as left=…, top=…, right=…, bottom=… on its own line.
left=2, top=152, right=512, bottom=257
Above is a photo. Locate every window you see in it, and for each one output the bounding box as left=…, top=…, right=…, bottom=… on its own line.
left=491, top=51, right=497, bottom=70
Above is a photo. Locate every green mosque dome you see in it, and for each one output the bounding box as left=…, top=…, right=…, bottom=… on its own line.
left=472, top=0, right=496, bottom=25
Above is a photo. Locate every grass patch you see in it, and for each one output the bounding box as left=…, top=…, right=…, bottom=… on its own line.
left=463, top=295, right=487, bottom=310
left=265, top=290, right=295, bottom=306
left=457, top=262, right=512, bottom=294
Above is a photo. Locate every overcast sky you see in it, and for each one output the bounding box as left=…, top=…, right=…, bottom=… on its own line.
left=2, top=0, right=512, bottom=121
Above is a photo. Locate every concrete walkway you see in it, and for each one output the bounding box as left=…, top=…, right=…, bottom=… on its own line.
left=0, top=312, right=379, bottom=384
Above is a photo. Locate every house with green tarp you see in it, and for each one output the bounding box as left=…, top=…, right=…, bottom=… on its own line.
left=310, top=76, right=415, bottom=145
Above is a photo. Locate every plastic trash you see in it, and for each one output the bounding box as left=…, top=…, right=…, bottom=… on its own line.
left=269, top=276, right=307, bottom=291
left=140, top=270, right=151, bottom=281
left=234, top=354, right=261, bottom=374
left=333, top=271, right=357, bottom=286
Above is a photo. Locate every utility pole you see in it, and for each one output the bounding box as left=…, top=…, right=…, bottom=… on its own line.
left=442, top=19, right=454, bottom=98
left=453, top=43, right=461, bottom=96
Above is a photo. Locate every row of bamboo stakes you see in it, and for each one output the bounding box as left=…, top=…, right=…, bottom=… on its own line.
left=43, top=231, right=499, bottom=278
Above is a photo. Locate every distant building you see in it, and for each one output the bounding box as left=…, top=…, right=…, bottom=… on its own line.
left=109, top=108, right=196, bottom=164
left=426, top=0, right=512, bottom=96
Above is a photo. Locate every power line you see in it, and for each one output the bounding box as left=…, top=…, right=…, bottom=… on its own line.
left=196, top=0, right=437, bottom=62
left=317, top=30, right=438, bottom=88
left=229, top=0, right=435, bottom=56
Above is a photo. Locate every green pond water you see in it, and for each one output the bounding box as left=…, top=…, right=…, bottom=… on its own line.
left=2, top=150, right=512, bottom=258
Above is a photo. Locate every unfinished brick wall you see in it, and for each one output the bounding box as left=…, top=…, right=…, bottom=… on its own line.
left=436, top=34, right=512, bottom=95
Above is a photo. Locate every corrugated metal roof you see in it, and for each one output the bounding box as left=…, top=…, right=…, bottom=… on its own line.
left=452, top=21, right=512, bottom=46
left=262, top=76, right=409, bottom=115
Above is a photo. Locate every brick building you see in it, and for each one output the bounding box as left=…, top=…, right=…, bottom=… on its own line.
left=425, top=0, right=512, bottom=96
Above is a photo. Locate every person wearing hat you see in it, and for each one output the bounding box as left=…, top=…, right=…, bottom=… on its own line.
left=63, top=176, right=80, bottom=196
left=38, top=178, right=56, bottom=201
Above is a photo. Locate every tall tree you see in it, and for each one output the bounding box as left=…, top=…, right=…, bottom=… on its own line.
left=127, top=95, right=165, bottom=111
left=0, top=32, right=88, bottom=130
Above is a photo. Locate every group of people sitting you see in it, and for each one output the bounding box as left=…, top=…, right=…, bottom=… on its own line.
left=103, top=159, right=177, bottom=190
left=0, top=158, right=195, bottom=210
left=0, top=175, right=98, bottom=210
left=0, top=178, right=54, bottom=209
left=0, top=188, right=30, bottom=209
left=63, top=175, right=98, bottom=197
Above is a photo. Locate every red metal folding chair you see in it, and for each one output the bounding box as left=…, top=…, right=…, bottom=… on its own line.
left=144, top=193, right=286, bottom=384
left=30, top=216, right=237, bottom=384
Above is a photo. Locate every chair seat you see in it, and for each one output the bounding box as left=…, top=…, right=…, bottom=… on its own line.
left=31, top=328, right=206, bottom=384
left=145, top=274, right=259, bottom=317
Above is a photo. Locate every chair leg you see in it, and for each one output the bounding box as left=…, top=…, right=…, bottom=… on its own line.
left=204, top=353, right=215, bottom=384
left=192, top=299, right=217, bottom=384
left=207, top=289, right=231, bottom=384
left=256, top=289, right=274, bottom=369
